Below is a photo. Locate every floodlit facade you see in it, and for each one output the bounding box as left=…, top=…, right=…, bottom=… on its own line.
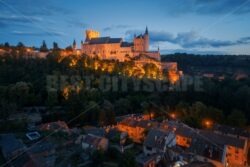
left=81, top=27, right=160, bottom=62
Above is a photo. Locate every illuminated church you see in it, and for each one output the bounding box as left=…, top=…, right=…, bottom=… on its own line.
left=81, top=27, right=160, bottom=62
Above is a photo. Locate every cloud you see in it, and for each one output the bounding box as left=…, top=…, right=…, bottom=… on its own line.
left=0, top=15, right=44, bottom=30
left=194, top=0, right=250, bottom=15
left=237, top=37, right=250, bottom=43
left=67, top=20, right=88, bottom=28
left=161, top=0, right=250, bottom=16
left=0, top=0, right=72, bottom=16
left=0, top=15, right=42, bottom=23
left=126, top=30, right=250, bottom=48
left=0, top=15, right=43, bottom=29
left=103, top=25, right=131, bottom=31
left=11, top=30, right=65, bottom=37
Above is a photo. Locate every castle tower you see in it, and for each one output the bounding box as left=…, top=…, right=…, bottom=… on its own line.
left=144, top=26, right=149, bottom=51
left=85, top=29, right=100, bottom=41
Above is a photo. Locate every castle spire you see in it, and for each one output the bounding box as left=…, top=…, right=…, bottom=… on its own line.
left=145, top=26, right=148, bottom=35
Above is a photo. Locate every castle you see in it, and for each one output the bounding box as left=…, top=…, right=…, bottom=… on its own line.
left=81, top=27, right=160, bottom=62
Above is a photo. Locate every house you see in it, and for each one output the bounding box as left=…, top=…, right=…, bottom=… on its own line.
left=0, top=134, right=35, bottom=167
left=79, top=134, right=109, bottom=152
left=0, top=49, right=6, bottom=55
left=175, top=126, right=194, bottom=148
left=28, top=141, right=56, bottom=167
left=116, top=116, right=159, bottom=143
left=163, top=121, right=248, bottom=167
left=158, top=121, right=249, bottom=167
left=26, top=131, right=41, bottom=141
left=187, top=130, right=248, bottom=167
left=212, top=124, right=250, bottom=139
left=160, top=121, right=194, bottom=148
left=182, top=161, right=216, bottom=167
left=136, top=153, right=159, bottom=167
left=143, top=129, right=176, bottom=156
left=83, top=126, right=105, bottom=137
left=0, top=134, right=26, bottom=160
left=105, top=128, right=125, bottom=144
left=39, top=121, right=70, bottom=133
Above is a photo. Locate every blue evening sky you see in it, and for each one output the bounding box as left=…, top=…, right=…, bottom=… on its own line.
left=0, top=0, right=250, bottom=55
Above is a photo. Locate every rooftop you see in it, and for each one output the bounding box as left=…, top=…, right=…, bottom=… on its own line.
left=136, top=153, right=157, bottom=165
left=199, top=130, right=246, bottom=149
left=144, top=129, right=173, bottom=150
left=212, top=124, right=250, bottom=138
left=83, top=126, right=105, bottom=137
left=81, top=134, right=108, bottom=150
left=0, top=134, right=25, bottom=158
left=183, top=161, right=216, bottom=167
left=87, top=37, right=122, bottom=45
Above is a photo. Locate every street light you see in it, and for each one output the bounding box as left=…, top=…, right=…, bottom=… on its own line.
left=170, top=113, right=176, bottom=119
left=203, top=119, right=213, bottom=128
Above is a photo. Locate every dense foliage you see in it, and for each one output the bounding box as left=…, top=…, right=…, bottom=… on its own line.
left=162, top=53, right=250, bottom=75
left=0, top=50, right=250, bottom=129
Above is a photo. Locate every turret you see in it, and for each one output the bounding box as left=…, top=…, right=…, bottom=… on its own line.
left=85, top=29, right=100, bottom=41
left=145, top=26, right=148, bottom=35
left=144, top=26, right=149, bottom=51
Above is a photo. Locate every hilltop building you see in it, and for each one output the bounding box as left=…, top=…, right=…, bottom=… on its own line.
left=80, top=27, right=181, bottom=81
left=81, top=27, right=160, bottom=62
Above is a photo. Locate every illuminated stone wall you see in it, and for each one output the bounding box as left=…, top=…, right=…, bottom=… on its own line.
left=117, top=122, right=145, bottom=143
left=85, top=29, right=100, bottom=40
left=82, top=43, right=132, bottom=61
left=226, top=144, right=247, bottom=167
left=176, top=134, right=191, bottom=148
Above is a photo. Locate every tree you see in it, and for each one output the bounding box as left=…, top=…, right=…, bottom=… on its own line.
left=119, top=150, right=136, bottom=167
left=73, top=39, right=76, bottom=49
left=143, top=63, right=159, bottom=78
left=176, top=101, right=189, bottom=118
left=0, top=100, right=17, bottom=120
left=115, top=98, right=132, bottom=115
left=8, top=82, right=32, bottom=107
left=91, top=150, right=105, bottom=166
left=189, top=101, right=207, bottom=119
left=40, top=40, right=48, bottom=52
left=65, top=45, right=73, bottom=51
left=99, top=100, right=115, bottom=125
left=4, top=42, right=10, bottom=48
left=206, top=107, right=224, bottom=124
left=46, top=90, right=58, bottom=107
left=52, top=42, right=60, bottom=51
left=17, top=42, right=25, bottom=48
left=227, top=110, right=247, bottom=127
